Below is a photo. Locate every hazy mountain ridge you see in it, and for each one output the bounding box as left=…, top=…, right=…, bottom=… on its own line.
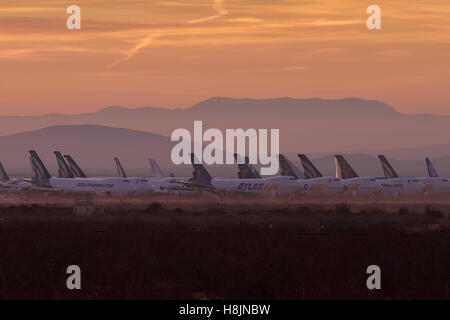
left=1, top=97, right=449, bottom=153
left=0, top=125, right=176, bottom=177
left=1, top=124, right=450, bottom=178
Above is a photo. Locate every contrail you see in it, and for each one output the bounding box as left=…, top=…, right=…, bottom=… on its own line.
left=108, top=0, right=228, bottom=68
left=107, top=35, right=159, bottom=69
left=188, top=0, right=228, bottom=24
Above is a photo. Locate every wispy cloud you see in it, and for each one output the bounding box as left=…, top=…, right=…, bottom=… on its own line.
left=110, top=0, right=230, bottom=67
left=107, top=34, right=160, bottom=68
left=228, top=17, right=261, bottom=23
left=188, top=0, right=228, bottom=24
left=0, top=46, right=94, bottom=59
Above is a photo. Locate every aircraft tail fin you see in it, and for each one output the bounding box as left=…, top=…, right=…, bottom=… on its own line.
left=114, top=157, right=127, bottom=178
left=234, top=153, right=260, bottom=179
left=297, top=154, right=322, bottom=179
left=55, top=151, right=74, bottom=178
left=0, top=161, right=10, bottom=181
left=425, top=157, right=439, bottom=177
left=190, top=153, right=212, bottom=185
left=377, top=155, right=399, bottom=178
left=64, top=155, right=88, bottom=178
left=279, top=154, right=305, bottom=179
left=148, top=158, right=166, bottom=178
left=335, top=155, right=359, bottom=179
left=29, top=150, right=52, bottom=180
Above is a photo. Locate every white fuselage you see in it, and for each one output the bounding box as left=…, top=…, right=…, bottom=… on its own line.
left=416, top=177, right=450, bottom=196
left=150, top=177, right=191, bottom=194
left=298, top=176, right=345, bottom=197
left=125, top=177, right=154, bottom=195
left=46, top=177, right=136, bottom=196
left=376, top=177, right=426, bottom=197
left=211, top=176, right=302, bottom=196
left=0, top=180, right=34, bottom=193
left=341, top=177, right=382, bottom=197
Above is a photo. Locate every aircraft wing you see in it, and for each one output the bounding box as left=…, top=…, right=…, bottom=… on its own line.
left=18, top=179, right=53, bottom=189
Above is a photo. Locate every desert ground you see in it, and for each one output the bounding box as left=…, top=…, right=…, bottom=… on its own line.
left=0, top=194, right=448, bottom=299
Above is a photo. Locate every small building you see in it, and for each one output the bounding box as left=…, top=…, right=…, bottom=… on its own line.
left=73, top=200, right=105, bottom=216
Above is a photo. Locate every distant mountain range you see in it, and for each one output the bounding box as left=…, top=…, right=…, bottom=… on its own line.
left=0, top=125, right=175, bottom=177
left=1, top=97, right=450, bottom=156
left=2, top=124, right=450, bottom=178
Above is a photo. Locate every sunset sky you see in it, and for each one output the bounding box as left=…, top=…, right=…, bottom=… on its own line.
left=0, top=0, right=449, bottom=115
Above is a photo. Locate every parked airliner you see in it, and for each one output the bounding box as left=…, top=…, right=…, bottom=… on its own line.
left=413, top=158, right=450, bottom=196
left=147, top=158, right=191, bottom=195
left=28, top=151, right=136, bottom=196
left=376, top=155, right=426, bottom=197
left=334, top=154, right=382, bottom=197
left=279, top=154, right=344, bottom=196
left=174, top=154, right=302, bottom=197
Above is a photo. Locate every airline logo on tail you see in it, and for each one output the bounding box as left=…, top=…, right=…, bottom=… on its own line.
left=297, top=154, right=322, bottom=179
left=377, top=155, right=399, bottom=179
left=114, top=157, right=127, bottom=178
left=425, top=158, right=439, bottom=177
left=335, top=155, right=358, bottom=179
left=279, top=154, right=298, bottom=178
left=234, top=153, right=260, bottom=179
left=0, top=161, right=10, bottom=182
left=64, top=155, right=88, bottom=178
left=55, top=151, right=74, bottom=178
left=190, top=153, right=212, bottom=186
left=29, top=150, right=52, bottom=181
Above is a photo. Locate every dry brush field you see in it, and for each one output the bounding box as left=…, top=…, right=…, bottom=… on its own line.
left=0, top=195, right=448, bottom=299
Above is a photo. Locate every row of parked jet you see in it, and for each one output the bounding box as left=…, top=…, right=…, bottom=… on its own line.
left=0, top=151, right=188, bottom=197
left=0, top=150, right=449, bottom=198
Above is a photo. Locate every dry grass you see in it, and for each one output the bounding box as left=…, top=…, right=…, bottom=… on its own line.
left=0, top=196, right=448, bottom=299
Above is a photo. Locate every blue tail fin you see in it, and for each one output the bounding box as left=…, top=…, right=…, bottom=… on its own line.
left=55, top=151, right=74, bottom=178
left=279, top=154, right=305, bottom=179
left=64, top=155, right=88, bottom=178
left=297, top=154, right=322, bottom=179
left=335, top=155, right=359, bottom=179
left=190, top=153, right=212, bottom=186
left=378, top=155, right=399, bottom=178
left=234, top=153, right=260, bottom=179
left=425, top=157, right=439, bottom=177
left=29, top=150, right=52, bottom=181
left=114, top=157, right=127, bottom=178
left=0, top=161, right=10, bottom=181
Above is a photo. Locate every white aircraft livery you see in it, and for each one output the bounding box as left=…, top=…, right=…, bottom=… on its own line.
left=335, top=154, right=382, bottom=197
left=376, top=155, right=426, bottom=197
left=415, top=158, right=450, bottom=196
left=0, top=161, right=34, bottom=193
left=114, top=157, right=153, bottom=195
left=29, top=150, right=136, bottom=197
left=175, top=154, right=302, bottom=197
left=147, top=158, right=191, bottom=195
left=278, top=154, right=344, bottom=196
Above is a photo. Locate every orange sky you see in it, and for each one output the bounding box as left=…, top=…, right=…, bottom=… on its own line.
left=0, top=0, right=449, bottom=115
